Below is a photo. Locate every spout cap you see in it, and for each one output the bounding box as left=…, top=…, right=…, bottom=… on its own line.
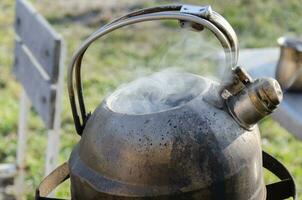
left=226, top=77, right=283, bottom=130
left=257, top=78, right=283, bottom=110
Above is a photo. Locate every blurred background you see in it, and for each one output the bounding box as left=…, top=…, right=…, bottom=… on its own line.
left=0, top=0, right=302, bottom=199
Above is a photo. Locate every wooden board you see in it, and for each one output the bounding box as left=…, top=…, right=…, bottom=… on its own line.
left=13, top=0, right=64, bottom=128
left=15, top=0, right=62, bottom=83
left=13, top=39, right=56, bottom=128
left=239, top=48, right=302, bottom=140
left=13, top=1, right=65, bottom=193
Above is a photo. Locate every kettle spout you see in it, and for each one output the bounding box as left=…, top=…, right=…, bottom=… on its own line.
left=224, top=67, right=283, bottom=129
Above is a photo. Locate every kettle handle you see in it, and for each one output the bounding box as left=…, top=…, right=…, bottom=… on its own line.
left=68, top=4, right=239, bottom=135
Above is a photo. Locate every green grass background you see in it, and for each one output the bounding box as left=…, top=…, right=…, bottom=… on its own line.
left=0, top=0, right=301, bottom=199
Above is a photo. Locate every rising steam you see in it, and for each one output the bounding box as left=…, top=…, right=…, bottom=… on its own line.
left=106, top=27, right=229, bottom=115
left=107, top=69, right=212, bottom=114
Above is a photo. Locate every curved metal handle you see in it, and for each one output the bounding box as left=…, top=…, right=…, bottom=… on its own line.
left=68, top=4, right=239, bottom=135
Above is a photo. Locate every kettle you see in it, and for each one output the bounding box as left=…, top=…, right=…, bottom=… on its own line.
left=276, top=36, right=302, bottom=91
left=36, top=5, right=296, bottom=200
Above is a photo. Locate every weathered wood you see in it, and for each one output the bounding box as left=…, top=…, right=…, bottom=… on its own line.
left=240, top=48, right=302, bottom=140
left=15, top=0, right=62, bottom=83
left=15, top=90, right=30, bottom=200
left=45, top=40, right=65, bottom=178
left=13, top=1, right=65, bottom=195
left=13, top=39, right=56, bottom=128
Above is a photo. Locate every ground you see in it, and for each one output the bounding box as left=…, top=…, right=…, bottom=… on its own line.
left=0, top=0, right=302, bottom=199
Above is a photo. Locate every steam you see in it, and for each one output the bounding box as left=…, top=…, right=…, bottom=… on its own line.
left=158, top=30, right=228, bottom=80
left=107, top=69, right=211, bottom=114
left=106, top=28, right=230, bottom=115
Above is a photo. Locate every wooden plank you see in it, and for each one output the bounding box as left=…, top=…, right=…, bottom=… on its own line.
left=14, top=0, right=62, bottom=83
left=45, top=39, right=65, bottom=179
left=13, top=0, right=65, bottom=191
left=13, top=39, right=56, bottom=128
left=15, top=90, right=30, bottom=200
left=240, top=48, right=302, bottom=139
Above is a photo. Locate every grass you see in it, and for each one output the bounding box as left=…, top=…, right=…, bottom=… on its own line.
left=0, top=0, right=302, bottom=199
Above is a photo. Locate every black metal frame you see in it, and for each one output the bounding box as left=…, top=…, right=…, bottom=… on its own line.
left=35, top=151, right=296, bottom=200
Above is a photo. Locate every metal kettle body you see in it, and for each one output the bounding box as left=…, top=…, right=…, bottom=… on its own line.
left=69, top=78, right=266, bottom=199
left=35, top=4, right=296, bottom=200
